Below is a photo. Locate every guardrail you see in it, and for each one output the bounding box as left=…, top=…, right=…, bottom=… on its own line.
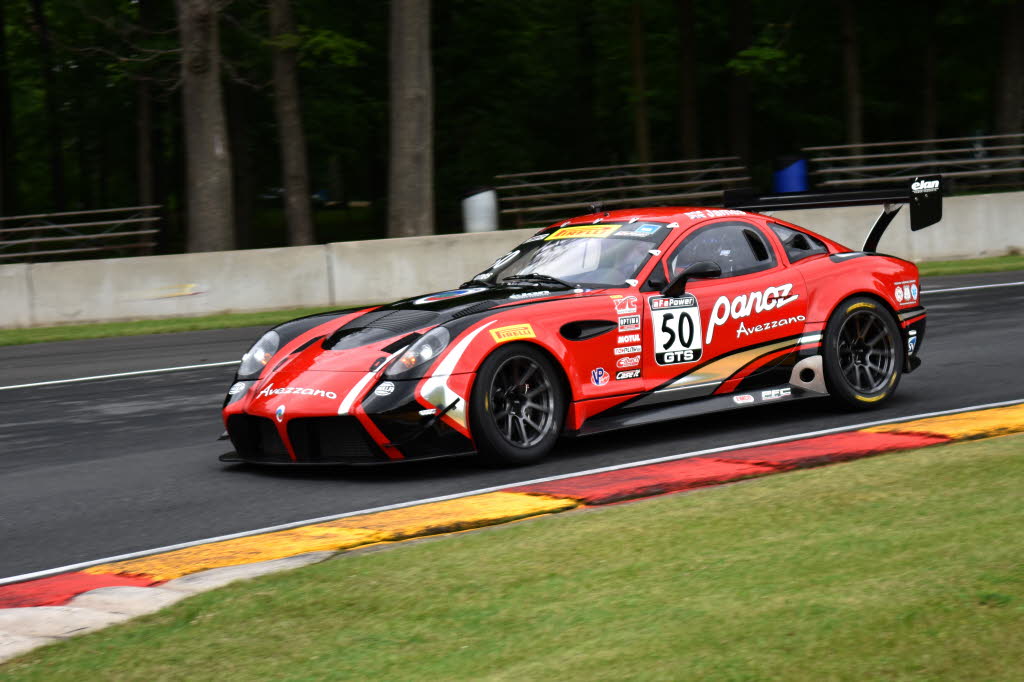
left=803, top=133, right=1024, bottom=190
left=495, top=157, right=751, bottom=227
left=0, top=205, right=161, bottom=263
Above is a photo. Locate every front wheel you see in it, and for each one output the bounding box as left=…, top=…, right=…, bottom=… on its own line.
left=823, top=297, right=903, bottom=409
left=469, top=344, right=567, bottom=466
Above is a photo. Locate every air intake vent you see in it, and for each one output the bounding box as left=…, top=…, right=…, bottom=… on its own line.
left=341, top=309, right=441, bottom=333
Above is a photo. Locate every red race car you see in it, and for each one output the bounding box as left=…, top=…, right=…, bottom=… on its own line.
left=220, top=177, right=941, bottom=466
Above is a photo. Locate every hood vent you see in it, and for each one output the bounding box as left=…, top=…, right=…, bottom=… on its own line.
left=341, top=309, right=441, bottom=334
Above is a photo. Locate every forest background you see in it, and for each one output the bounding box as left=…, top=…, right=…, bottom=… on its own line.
left=0, top=0, right=1020, bottom=254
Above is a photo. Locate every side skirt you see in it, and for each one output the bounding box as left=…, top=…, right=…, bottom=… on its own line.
left=574, top=384, right=823, bottom=437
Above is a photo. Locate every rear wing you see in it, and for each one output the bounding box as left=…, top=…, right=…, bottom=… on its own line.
left=722, top=175, right=942, bottom=253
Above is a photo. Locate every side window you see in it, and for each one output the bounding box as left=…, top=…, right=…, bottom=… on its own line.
left=666, top=221, right=777, bottom=279
left=770, top=223, right=829, bottom=263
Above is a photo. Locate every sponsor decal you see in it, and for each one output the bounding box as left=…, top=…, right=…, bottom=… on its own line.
left=374, top=381, right=396, bottom=397
left=615, top=223, right=662, bottom=238
left=414, top=288, right=487, bottom=305
left=616, top=355, right=641, bottom=368
left=617, top=334, right=641, bottom=344
left=591, top=367, right=610, bottom=386
left=649, top=294, right=703, bottom=365
left=911, top=178, right=940, bottom=193
left=736, top=315, right=806, bottom=337
left=682, top=208, right=747, bottom=220
left=618, top=315, right=641, bottom=332
left=227, top=381, right=247, bottom=396
left=707, top=283, right=799, bottom=344
left=490, top=323, right=536, bottom=343
left=616, top=369, right=641, bottom=380
left=894, top=279, right=919, bottom=306
left=733, top=394, right=755, bottom=404
left=546, top=224, right=618, bottom=240
left=275, top=405, right=286, bottom=423
left=908, top=336, right=918, bottom=353
left=761, top=388, right=792, bottom=401
left=610, top=295, right=638, bottom=314
left=509, top=290, right=552, bottom=300
left=614, top=345, right=642, bottom=355
left=257, top=383, right=338, bottom=400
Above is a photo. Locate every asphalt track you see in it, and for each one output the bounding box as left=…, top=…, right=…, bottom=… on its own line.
left=1, top=270, right=1022, bottom=580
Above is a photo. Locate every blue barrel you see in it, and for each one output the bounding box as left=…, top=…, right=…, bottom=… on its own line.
left=772, top=157, right=808, bottom=193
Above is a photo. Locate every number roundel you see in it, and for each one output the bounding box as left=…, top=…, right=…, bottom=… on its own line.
left=649, top=295, right=703, bottom=365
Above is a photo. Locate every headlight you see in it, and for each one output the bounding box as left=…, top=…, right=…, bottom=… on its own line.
left=238, top=330, right=280, bottom=379
left=385, top=327, right=450, bottom=377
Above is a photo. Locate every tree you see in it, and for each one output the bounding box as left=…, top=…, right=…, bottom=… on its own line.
left=388, top=0, right=433, bottom=238
left=0, top=0, right=16, bottom=214
left=677, top=0, right=699, bottom=158
left=838, top=0, right=863, bottom=151
left=28, top=0, right=66, bottom=210
left=729, top=0, right=752, bottom=162
left=995, top=0, right=1023, bottom=136
left=177, top=0, right=234, bottom=252
left=269, top=0, right=314, bottom=245
left=630, top=0, right=651, bottom=166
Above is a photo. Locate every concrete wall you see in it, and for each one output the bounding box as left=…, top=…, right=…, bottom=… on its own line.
left=0, top=191, right=1020, bottom=330
left=775, top=190, right=1024, bottom=262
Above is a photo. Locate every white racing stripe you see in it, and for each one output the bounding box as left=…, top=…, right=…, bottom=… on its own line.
left=2, top=396, right=1021, bottom=587
left=0, top=360, right=241, bottom=392
left=923, top=280, right=1024, bottom=295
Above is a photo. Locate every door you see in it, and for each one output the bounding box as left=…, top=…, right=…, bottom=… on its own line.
left=641, top=220, right=809, bottom=403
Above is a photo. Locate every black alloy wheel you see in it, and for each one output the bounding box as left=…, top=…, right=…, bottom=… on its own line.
left=823, top=297, right=904, bottom=408
left=470, top=344, right=566, bottom=465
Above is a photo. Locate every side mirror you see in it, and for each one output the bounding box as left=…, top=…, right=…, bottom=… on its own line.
left=661, top=261, right=721, bottom=297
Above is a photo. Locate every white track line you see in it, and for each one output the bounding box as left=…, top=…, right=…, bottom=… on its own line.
left=923, top=280, right=1024, bottom=294
left=2, top=396, right=1021, bottom=587
left=0, top=361, right=240, bottom=391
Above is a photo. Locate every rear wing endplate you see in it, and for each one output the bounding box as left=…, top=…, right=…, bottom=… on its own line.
left=723, top=175, right=942, bottom=253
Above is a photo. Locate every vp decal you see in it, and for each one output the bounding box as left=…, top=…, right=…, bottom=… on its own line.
left=649, top=295, right=703, bottom=365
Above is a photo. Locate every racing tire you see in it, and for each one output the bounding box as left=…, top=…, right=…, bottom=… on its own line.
left=469, top=344, right=567, bottom=466
left=823, top=296, right=903, bottom=409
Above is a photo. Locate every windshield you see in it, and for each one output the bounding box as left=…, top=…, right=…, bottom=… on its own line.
left=475, top=222, right=673, bottom=288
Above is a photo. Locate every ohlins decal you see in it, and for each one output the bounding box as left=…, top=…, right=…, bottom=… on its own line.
left=707, top=284, right=799, bottom=344
left=257, top=383, right=338, bottom=400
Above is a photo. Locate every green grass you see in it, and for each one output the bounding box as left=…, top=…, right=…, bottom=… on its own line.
left=916, top=253, right=1024, bottom=277
left=5, top=435, right=1023, bottom=680
left=2, top=253, right=1021, bottom=348
left=0, top=307, right=347, bottom=347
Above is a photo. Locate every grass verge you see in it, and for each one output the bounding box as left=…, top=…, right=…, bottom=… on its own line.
left=916, top=253, right=1024, bottom=277
left=5, top=434, right=1024, bottom=680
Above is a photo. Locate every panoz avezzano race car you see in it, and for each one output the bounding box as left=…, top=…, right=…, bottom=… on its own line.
left=220, top=176, right=942, bottom=466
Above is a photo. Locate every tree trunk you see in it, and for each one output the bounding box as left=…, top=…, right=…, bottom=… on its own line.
left=177, top=0, right=234, bottom=252
left=996, top=1, right=1023, bottom=136
left=269, top=0, right=314, bottom=245
left=630, top=1, right=651, bottom=167
left=0, top=0, right=16, bottom=215
left=29, top=0, right=67, bottom=210
left=136, top=0, right=158, bottom=207
left=228, top=80, right=255, bottom=248
left=677, top=0, right=698, bottom=158
left=728, top=0, right=752, bottom=162
left=839, top=0, right=863, bottom=153
left=921, top=39, right=937, bottom=141
left=388, top=0, right=433, bottom=238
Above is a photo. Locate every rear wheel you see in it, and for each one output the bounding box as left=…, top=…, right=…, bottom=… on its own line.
left=469, top=344, right=566, bottom=466
left=823, top=297, right=903, bottom=408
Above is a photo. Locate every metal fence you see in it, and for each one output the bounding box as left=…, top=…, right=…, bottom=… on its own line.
left=494, top=157, right=751, bottom=227
left=803, top=133, right=1024, bottom=190
left=0, top=205, right=161, bottom=263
